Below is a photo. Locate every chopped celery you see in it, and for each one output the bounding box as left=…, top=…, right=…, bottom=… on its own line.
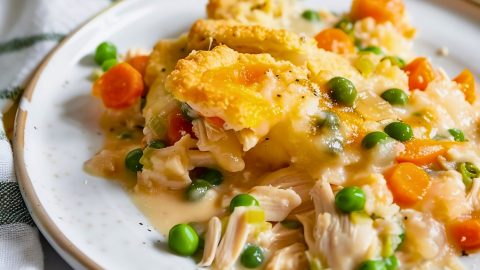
left=308, top=256, right=323, bottom=270
left=245, top=207, right=265, bottom=224
left=354, top=56, right=375, bottom=77
left=382, top=235, right=394, bottom=257
left=139, top=147, right=155, bottom=169
left=350, top=211, right=372, bottom=225
left=180, top=102, right=198, bottom=121
left=148, top=115, right=167, bottom=138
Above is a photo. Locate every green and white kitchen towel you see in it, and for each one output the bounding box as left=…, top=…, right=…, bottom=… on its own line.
left=0, top=1, right=112, bottom=269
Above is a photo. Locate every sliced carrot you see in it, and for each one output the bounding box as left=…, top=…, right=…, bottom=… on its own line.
left=397, top=139, right=460, bottom=166
left=403, top=57, right=436, bottom=91
left=449, top=219, right=480, bottom=251
left=350, top=0, right=405, bottom=25
left=167, top=109, right=195, bottom=145
left=453, top=69, right=476, bottom=104
left=127, top=55, right=149, bottom=77
left=385, top=162, right=430, bottom=207
left=314, top=28, right=355, bottom=54
left=205, top=116, right=225, bottom=128
left=92, top=63, right=144, bottom=109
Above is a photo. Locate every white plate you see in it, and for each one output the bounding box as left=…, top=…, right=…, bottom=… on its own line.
left=13, top=0, right=480, bottom=269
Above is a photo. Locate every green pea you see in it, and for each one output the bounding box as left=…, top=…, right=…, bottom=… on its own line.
left=335, top=186, right=366, bottom=213
left=361, top=46, right=383, bottom=55
left=101, top=59, right=117, bottom=71
left=229, top=194, right=259, bottom=212
left=380, top=88, right=409, bottom=105
left=168, top=223, right=199, bottom=256
left=240, top=245, right=264, bottom=268
left=327, top=77, right=357, bottom=106
left=384, top=122, right=413, bottom=142
left=94, top=41, right=117, bottom=65
left=361, top=131, right=389, bottom=149
left=316, top=111, right=340, bottom=130
left=384, top=255, right=399, bottom=270
left=186, top=180, right=212, bottom=201
left=382, top=56, right=406, bottom=68
left=335, top=18, right=354, bottom=34
left=125, top=148, right=143, bottom=172
left=280, top=219, right=303, bottom=229
left=148, top=140, right=166, bottom=149
left=458, top=162, right=480, bottom=189
left=448, top=128, right=465, bottom=142
left=201, top=168, right=223, bottom=186
left=358, top=260, right=387, bottom=270
left=302, top=10, right=321, bottom=22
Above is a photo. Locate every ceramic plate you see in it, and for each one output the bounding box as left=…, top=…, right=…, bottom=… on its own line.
left=14, top=0, right=480, bottom=269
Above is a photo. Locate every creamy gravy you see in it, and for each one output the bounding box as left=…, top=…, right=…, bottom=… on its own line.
left=131, top=189, right=222, bottom=235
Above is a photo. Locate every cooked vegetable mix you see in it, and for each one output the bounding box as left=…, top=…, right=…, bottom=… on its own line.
left=186, top=180, right=212, bottom=201
left=380, top=88, right=408, bottom=105
left=301, top=10, right=320, bottom=22
left=240, top=245, right=265, bottom=268
left=229, top=194, right=259, bottom=212
left=125, top=148, right=143, bottom=172
left=448, top=128, right=465, bottom=142
left=384, top=122, right=413, bottom=142
left=335, top=186, right=366, bottom=212
left=94, top=41, right=117, bottom=65
left=86, top=0, right=480, bottom=268
left=362, top=131, right=389, bottom=149
left=168, top=224, right=199, bottom=256
left=360, top=46, right=383, bottom=55
left=327, top=76, right=357, bottom=106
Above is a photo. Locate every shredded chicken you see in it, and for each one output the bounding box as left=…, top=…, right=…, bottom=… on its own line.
left=138, top=136, right=196, bottom=190
left=192, top=119, right=245, bottom=172
left=260, top=223, right=304, bottom=251
left=296, top=211, right=315, bottom=250
left=467, top=178, right=480, bottom=210
left=309, top=181, right=380, bottom=270
left=199, top=217, right=222, bottom=267
left=188, top=150, right=217, bottom=167
left=266, top=243, right=309, bottom=270
left=214, top=207, right=250, bottom=269
left=401, top=210, right=450, bottom=261
left=249, top=186, right=301, bottom=222
left=260, top=166, right=314, bottom=216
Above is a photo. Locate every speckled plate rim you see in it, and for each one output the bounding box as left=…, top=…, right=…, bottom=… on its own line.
left=12, top=2, right=123, bottom=270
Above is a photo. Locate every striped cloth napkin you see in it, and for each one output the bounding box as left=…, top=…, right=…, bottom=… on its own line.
left=0, top=1, right=113, bottom=269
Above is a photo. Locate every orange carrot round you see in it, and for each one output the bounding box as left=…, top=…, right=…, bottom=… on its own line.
left=92, top=63, right=144, bottom=109
left=314, top=28, right=355, bottom=54
left=127, top=55, right=149, bottom=77
left=397, top=139, right=460, bottom=166
left=403, top=57, right=436, bottom=91
left=453, top=69, right=476, bottom=104
left=385, top=162, right=430, bottom=207
left=449, top=219, right=480, bottom=251
left=350, top=0, right=405, bottom=25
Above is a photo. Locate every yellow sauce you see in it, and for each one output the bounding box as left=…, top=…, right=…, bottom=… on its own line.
left=131, top=189, right=222, bottom=234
